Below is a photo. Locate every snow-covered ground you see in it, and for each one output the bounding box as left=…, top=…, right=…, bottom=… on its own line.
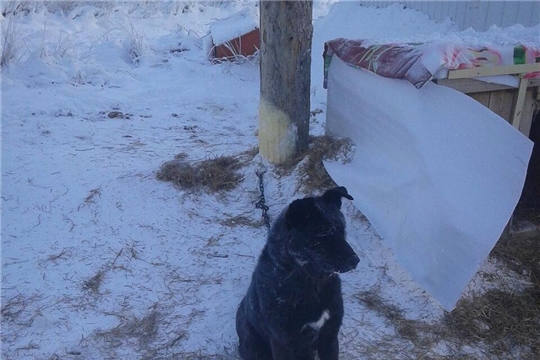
left=2, top=1, right=538, bottom=359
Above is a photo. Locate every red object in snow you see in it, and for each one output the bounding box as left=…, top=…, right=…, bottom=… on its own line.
left=213, top=28, right=260, bottom=60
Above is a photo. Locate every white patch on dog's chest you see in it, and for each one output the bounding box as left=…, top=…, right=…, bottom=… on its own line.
left=302, top=309, right=330, bottom=331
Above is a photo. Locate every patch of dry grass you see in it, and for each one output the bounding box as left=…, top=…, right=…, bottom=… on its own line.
left=241, top=146, right=260, bottom=159
left=96, top=307, right=161, bottom=347
left=220, top=215, right=263, bottom=228
left=77, top=186, right=102, bottom=211
left=445, top=288, right=540, bottom=355
left=84, top=186, right=102, bottom=204
left=1, top=15, right=21, bottom=68
left=157, top=148, right=257, bottom=194
left=355, top=232, right=540, bottom=358
left=156, top=156, right=242, bottom=193
left=355, top=290, right=403, bottom=321
left=491, top=233, right=540, bottom=283
left=174, top=152, right=188, bottom=160
left=1, top=294, right=33, bottom=323
left=514, top=209, right=540, bottom=225
left=1, top=293, right=44, bottom=353
left=91, top=304, right=231, bottom=359
left=441, top=233, right=540, bottom=356
left=116, top=310, right=159, bottom=344
left=81, top=250, right=124, bottom=295
left=142, top=349, right=237, bottom=360
left=197, top=156, right=244, bottom=192
left=276, top=135, right=354, bottom=193
left=354, top=290, right=436, bottom=347
left=82, top=270, right=105, bottom=294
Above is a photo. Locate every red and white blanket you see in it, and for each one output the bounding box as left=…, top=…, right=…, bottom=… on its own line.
left=323, top=38, right=540, bottom=89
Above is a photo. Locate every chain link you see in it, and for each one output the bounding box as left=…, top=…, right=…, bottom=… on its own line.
left=255, top=171, right=271, bottom=230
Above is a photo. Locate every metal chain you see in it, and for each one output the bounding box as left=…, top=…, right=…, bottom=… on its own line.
left=255, top=171, right=271, bottom=229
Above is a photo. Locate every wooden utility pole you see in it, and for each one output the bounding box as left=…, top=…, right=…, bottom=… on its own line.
left=259, top=0, right=313, bottom=164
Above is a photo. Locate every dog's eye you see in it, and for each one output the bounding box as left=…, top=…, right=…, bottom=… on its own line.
left=316, top=225, right=337, bottom=238
left=315, top=232, right=330, bottom=238
left=317, top=229, right=346, bottom=241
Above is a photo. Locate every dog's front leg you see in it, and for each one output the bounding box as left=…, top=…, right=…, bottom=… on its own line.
left=270, top=338, right=297, bottom=360
left=317, top=336, right=339, bottom=360
left=316, top=321, right=340, bottom=360
left=270, top=337, right=317, bottom=360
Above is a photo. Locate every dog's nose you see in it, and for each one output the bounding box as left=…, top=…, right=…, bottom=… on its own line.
left=339, top=254, right=359, bottom=273
left=349, top=254, right=360, bottom=269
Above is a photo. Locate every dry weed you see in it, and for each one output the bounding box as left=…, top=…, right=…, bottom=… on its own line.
left=156, top=156, right=242, bottom=193
left=220, top=215, right=262, bottom=228
left=355, top=230, right=540, bottom=358
left=491, top=234, right=540, bottom=282
left=175, top=152, right=188, bottom=160
left=157, top=148, right=257, bottom=194
left=156, top=159, right=195, bottom=186
left=1, top=15, right=21, bottom=67
left=85, top=187, right=101, bottom=203
left=241, top=146, right=260, bottom=159
left=117, top=310, right=159, bottom=344
left=445, top=288, right=540, bottom=355
left=1, top=294, right=32, bottom=323
left=354, top=290, right=403, bottom=322
left=142, top=350, right=236, bottom=360
left=197, top=156, right=243, bottom=192
left=514, top=209, right=540, bottom=225
left=447, top=234, right=540, bottom=356
left=354, top=290, right=435, bottom=345
left=275, top=135, right=354, bottom=193
left=81, top=249, right=125, bottom=295
left=82, top=270, right=104, bottom=294
left=96, top=307, right=160, bottom=347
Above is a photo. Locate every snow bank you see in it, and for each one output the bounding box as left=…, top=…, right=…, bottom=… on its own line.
left=209, top=8, right=259, bottom=46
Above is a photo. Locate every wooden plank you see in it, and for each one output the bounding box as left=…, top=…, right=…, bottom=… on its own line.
left=435, top=78, right=515, bottom=93
left=468, top=92, right=491, bottom=108
left=447, top=63, right=540, bottom=79
left=510, top=77, right=529, bottom=131
left=528, top=78, right=540, bottom=88
left=519, top=88, right=537, bottom=137
left=488, top=90, right=515, bottom=122
left=436, top=77, right=540, bottom=93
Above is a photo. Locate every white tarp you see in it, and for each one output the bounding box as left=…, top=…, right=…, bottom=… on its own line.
left=324, top=56, right=533, bottom=311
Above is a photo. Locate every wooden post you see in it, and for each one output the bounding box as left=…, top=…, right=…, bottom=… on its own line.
left=259, top=0, right=313, bottom=164
left=510, top=76, right=528, bottom=132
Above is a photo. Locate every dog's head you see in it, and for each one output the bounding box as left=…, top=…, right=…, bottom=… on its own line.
left=283, top=186, right=359, bottom=276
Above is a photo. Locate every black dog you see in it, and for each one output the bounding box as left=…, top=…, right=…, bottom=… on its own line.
left=236, top=187, right=359, bottom=360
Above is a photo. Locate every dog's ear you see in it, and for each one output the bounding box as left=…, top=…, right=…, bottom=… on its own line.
left=285, top=198, right=315, bottom=229
left=322, top=186, right=354, bottom=209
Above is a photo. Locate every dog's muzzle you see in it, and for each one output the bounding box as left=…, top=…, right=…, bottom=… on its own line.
left=338, top=253, right=360, bottom=273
